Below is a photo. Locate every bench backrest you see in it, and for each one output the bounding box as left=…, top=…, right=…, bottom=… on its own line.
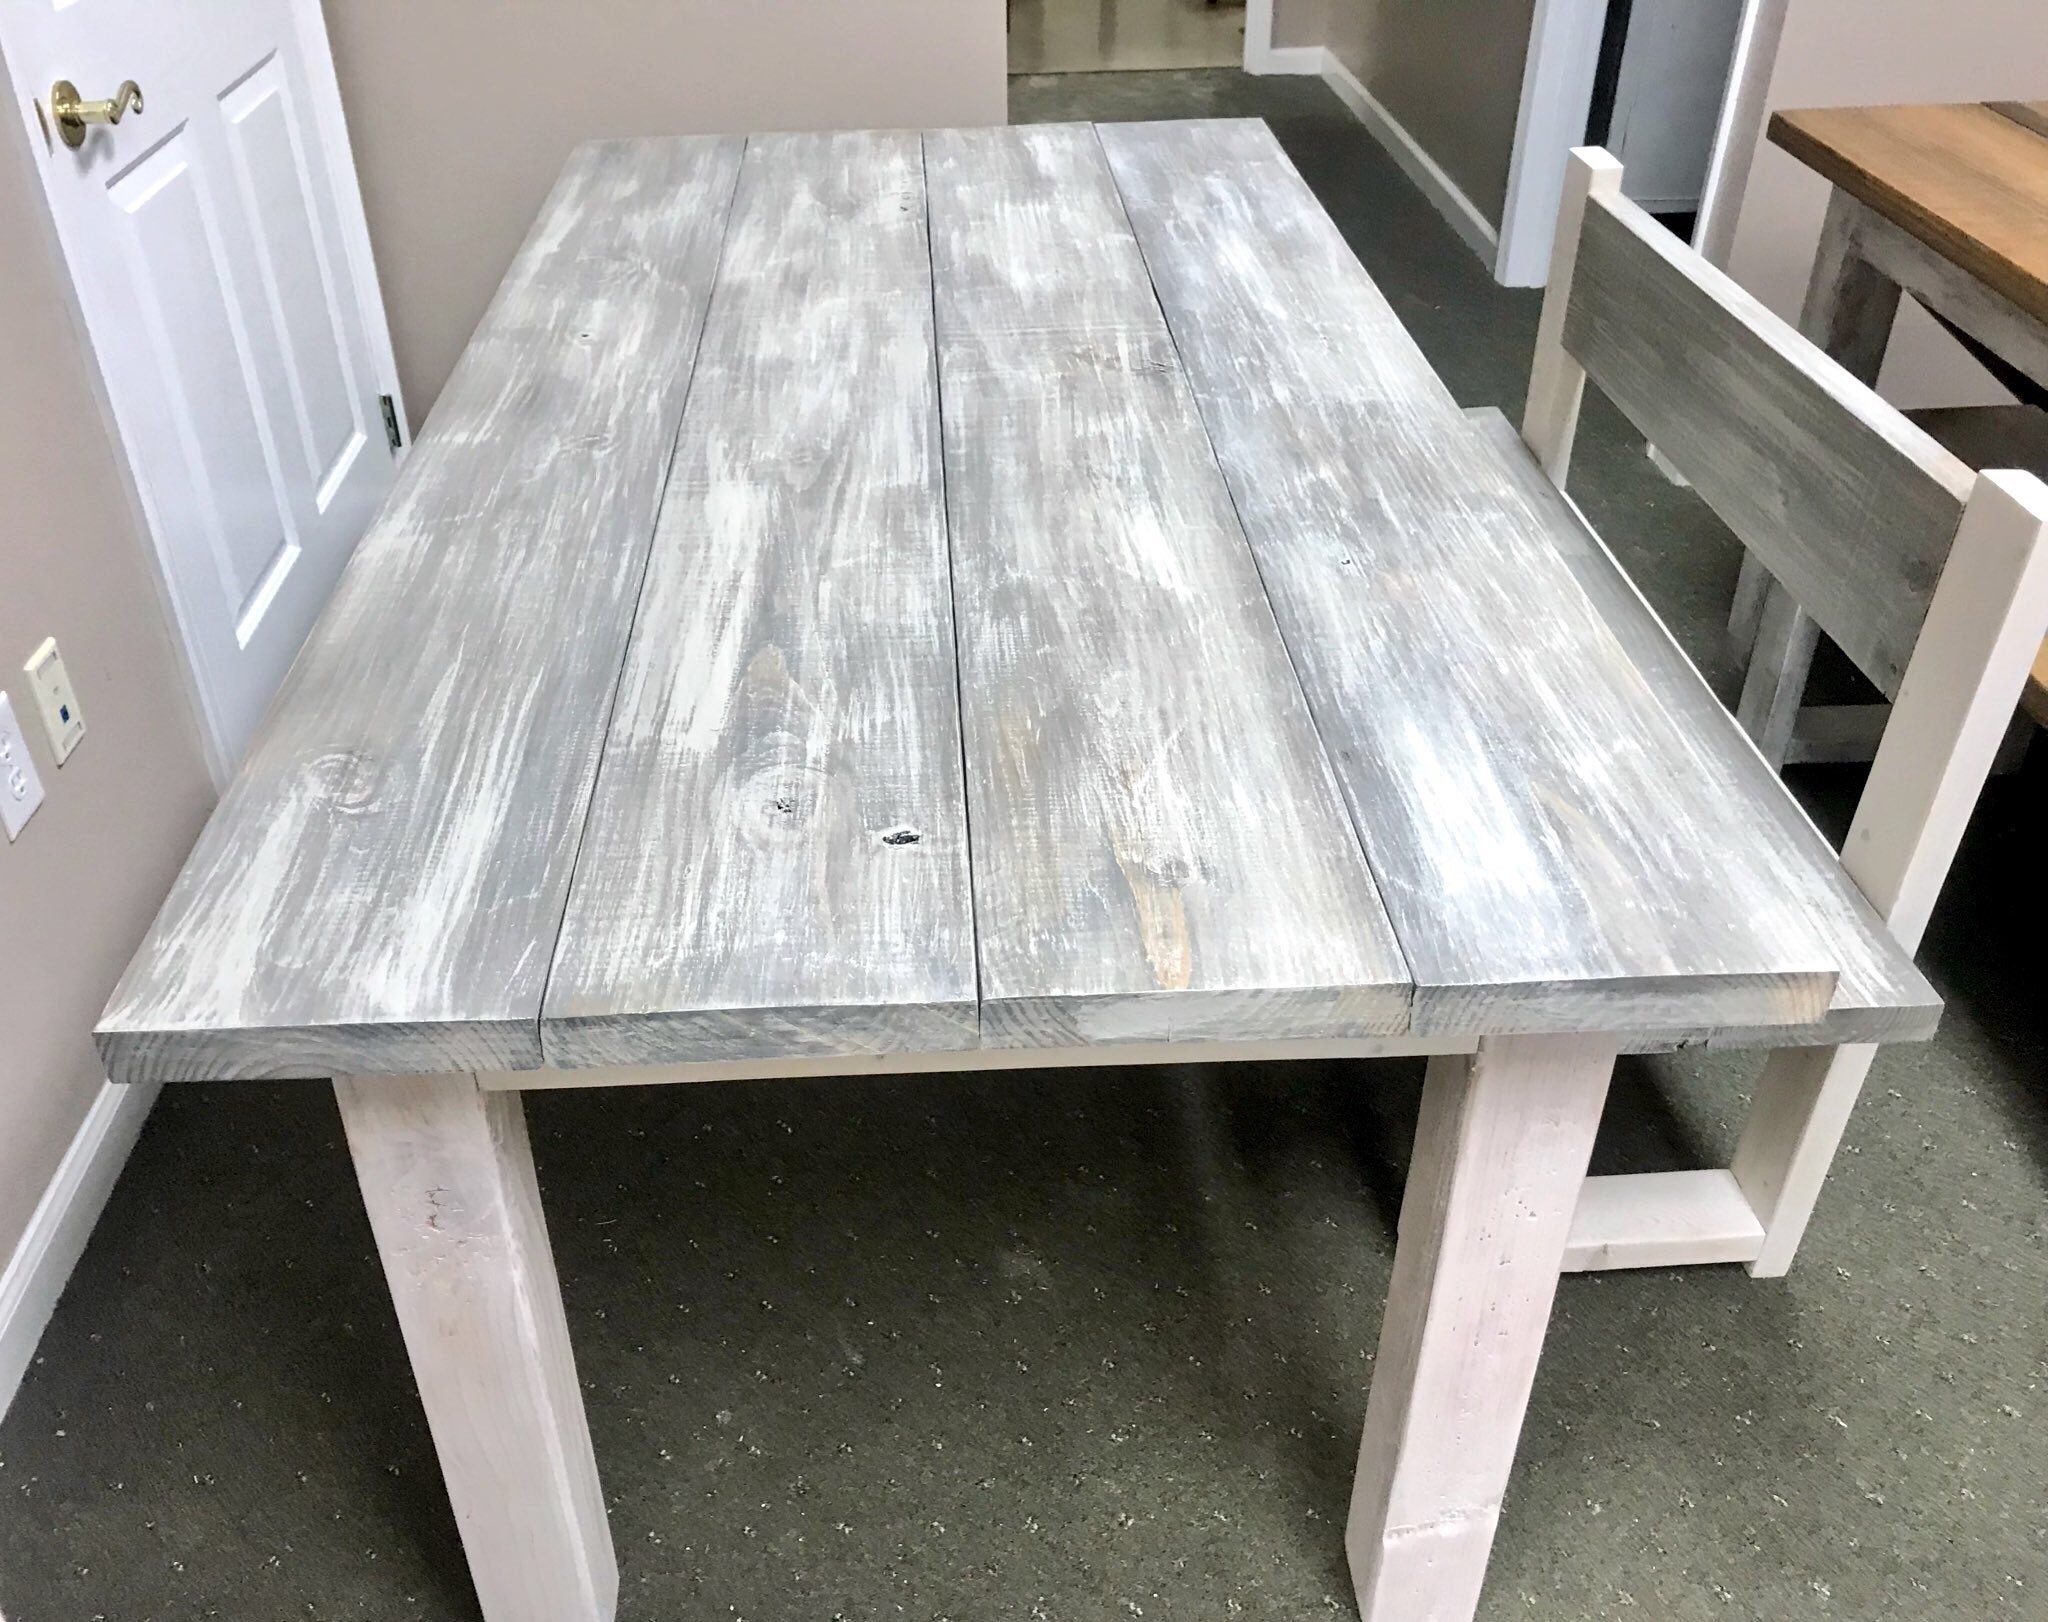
left=1524, top=149, right=1975, bottom=701
left=1519, top=147, right=2048, bottom=954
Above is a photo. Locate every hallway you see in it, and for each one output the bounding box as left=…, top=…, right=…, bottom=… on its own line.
left=1009, top=0, right=1245, bottom=73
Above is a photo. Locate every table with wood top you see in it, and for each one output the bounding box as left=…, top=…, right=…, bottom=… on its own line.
left=97, top=121, right=1935, bottom=1622
left=1734, top=100, right=2048, bottom=761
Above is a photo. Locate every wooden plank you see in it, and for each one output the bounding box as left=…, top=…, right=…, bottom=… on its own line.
left=1989, top=100, right=2048, bottom=143
left=1346, top=1035, right=1615, bottom=1620
left=334, top=1076, right=615, bottom=1622
left=542, top=132, right=977, bottom=1068
left=1771, top=104, right=2048, bottom=328
left=1564, top=188, right=1974, bottom=699
left=1465, top=407, right=1940, bottom=1047
left=1101, top=118, right=1850, bottom=1040
left=1563, top=1169, right=1765, bottom=1271
left=922, top=123, right=1411, bottom=1048
left=97, top=139, right=745, bottom=1084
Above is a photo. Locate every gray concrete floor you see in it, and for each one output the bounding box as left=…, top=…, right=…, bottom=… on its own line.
left=4, top=69, right=2044, bottom=1622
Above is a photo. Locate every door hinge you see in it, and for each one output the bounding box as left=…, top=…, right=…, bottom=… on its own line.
left=379, top=394, right=404, bottom=454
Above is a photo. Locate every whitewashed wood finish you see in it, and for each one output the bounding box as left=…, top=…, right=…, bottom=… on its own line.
left=1101, top=118, right=1856, bottom=1040
left=1562, top=1169, right=1764, bottom=1271
left=1345, top=1034, right=1616, bottom=1622
left=1466, top=407, right=1938, bottom=1047
left=1734, top=469, right=2048, bottom=1275
left=922, top=123, right=1411, bottom=1048
left=1564, top=186, right=1976, bottom=702
left=1522, top=147, right=1622, bottom=482
left=542, top=132, right=977, bottom=1069
left=334, top=1075, right=615, bottom=1622
left=96, top=138, right=745, bottom=1085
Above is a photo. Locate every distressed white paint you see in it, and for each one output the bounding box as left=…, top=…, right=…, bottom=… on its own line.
left=542, top=131, right=977, bottom=1068
left=922, top=123, right=1411, bottom=1047
left=1563, top=1168, right=1765, bottom=1271
left=1523, top=148, right=1623, bottom=481
left=97, top=138, right=744, bottom=1083
left=334, top=1075, right=615, bottom=1622
left=1346, top=1033, right=1616, bottom=1621
left=1101, top=118, right=1858, bottom=1039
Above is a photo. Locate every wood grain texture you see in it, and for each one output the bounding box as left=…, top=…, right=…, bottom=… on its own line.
left=1346, top=1034, right=1615, bottom=1621
left=923, top=123, right=1411, bottom=1047
left=1770, top=103, right=2048, bottom=327
left=1101, top=119, right=1846, bottom=1039
left=541, top=132, right=977, bottom=1068
left=1564, top=188, right=1974, bottom=700
left=97, top=138, right=744, bottom=1084
left=1468, top=407, right=1939, bottom=1047
left=335, top=1076, right=615, bottom=1622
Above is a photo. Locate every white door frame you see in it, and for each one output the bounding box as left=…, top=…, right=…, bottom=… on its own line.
left=0, top=0, right=407, bottom=785
left=1495, top=0, right=1608, bottom=287
left=1242, top=0, right=1324, bottom=75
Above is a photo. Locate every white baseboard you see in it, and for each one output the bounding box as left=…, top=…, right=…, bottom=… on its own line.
left=0, top=1077, right=159, bottom=1420
left=1246, top=43, right=1326, bottom=75
left=1316, top=49, right=1500, bottom=271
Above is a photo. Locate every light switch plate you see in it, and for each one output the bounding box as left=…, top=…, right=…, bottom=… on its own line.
left=24, top=636, right=84, bottom=764
left=0, top=692, right=47, bottom=841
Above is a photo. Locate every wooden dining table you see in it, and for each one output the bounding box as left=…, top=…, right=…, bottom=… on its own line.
left=1733, top=100, right=2048, bottom=761
left=96, top=120, right=1933, bottom=1622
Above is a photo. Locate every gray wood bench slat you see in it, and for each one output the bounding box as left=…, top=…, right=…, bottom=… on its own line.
left=96, top=137, right=746, bottom=1083
left=923, top=124, right=1412, bottom=1046
left=1564, top=191, right=1977, bottom=700
left=1465, top=407, right=1939, bottom=1047
left=1099, top=117, right=1858, bottom=1038
left=541, top=132, right=979, bottom=1067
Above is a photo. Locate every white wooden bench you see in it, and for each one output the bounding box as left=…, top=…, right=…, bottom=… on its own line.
left=1488, top=147, right=2048, bottom=1278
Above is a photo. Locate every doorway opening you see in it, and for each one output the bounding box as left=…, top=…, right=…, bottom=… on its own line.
left=1009, top=0, right=1247, bottom=75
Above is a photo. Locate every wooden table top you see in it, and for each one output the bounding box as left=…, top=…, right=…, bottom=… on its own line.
left=94, top=121, right=1933, bottom=1084
left=1769, top=102, right=2048, bottom=327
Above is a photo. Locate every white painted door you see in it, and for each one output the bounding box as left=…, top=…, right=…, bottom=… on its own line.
left=2, top=0, right=402, bottom=770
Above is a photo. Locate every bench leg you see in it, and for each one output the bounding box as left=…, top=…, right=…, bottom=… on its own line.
left=1729, top=1043, right=1879, bottom=1278
left=335, top=1075, right=617, bottom=1622
left=1736, top=581, right=1821, bottom=768
left=1346, top=1035, right=1615, bottom=1622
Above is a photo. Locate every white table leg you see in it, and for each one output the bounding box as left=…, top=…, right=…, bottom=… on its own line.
left=335, top=1074, right=617, bottom=1622
left=1346, top=1034, right=1616, bottom=1622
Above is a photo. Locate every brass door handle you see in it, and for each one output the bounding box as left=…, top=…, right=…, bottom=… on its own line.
left=49, top=79, right=143, bottom=148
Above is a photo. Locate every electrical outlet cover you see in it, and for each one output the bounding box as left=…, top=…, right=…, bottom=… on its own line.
left=25, top=636, right=85, bottom=764
left=0, top=692, right=47, bottom=841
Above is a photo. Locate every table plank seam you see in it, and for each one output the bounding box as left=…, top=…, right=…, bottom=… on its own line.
left=917, top=131, right=989, bottom=1047
left=532, top=137, right=754, bottom=1071
left=1086, top=122, right=1422, bottom=1027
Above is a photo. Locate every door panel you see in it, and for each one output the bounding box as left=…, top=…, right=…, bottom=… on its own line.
left=4, top=0, right=402, bottom=767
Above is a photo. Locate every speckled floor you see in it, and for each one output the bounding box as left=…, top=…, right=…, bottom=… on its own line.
left=3, top=69, right=2044, bottom=1622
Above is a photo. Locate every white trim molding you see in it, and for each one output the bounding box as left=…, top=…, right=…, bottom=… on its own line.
left=1496, top=0, right=1607, bottom=287
left=1319, top=49, right=1500, bottom=268
left=0, top=1078, right=158, bottom=1420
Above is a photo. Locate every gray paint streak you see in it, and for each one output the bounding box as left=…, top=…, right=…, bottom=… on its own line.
left=543, top=132, right=978, bottom=1068
left=97, top=138, right=745, bottom=1082
left=1098, top=119, right=1851, bottom=1037
left=924, top=124, right=1412, bottom=1047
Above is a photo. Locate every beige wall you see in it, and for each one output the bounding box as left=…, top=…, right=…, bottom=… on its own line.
left=1274, top=0, right=1330, bottom=50
left=1323, top=0, right=1538, bottom=226
left=1725, top=0, right=2046, bottom=408
left=0, top=105, right=216, bottom=1263
left=323, top=0, right=1009, bottom=420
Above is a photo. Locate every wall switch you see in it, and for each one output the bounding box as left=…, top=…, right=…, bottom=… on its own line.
left=24, top=637, right=84, bottom=764
left=0, top=693, right=47, bottom=841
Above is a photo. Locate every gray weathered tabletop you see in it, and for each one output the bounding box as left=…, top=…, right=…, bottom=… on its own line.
left=96, top=120, right=1936, bottom=1084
